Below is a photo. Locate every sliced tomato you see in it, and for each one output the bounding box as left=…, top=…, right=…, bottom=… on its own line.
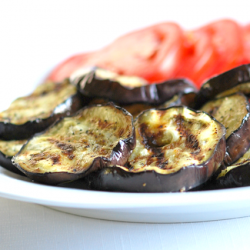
left=175, top=29, right=218, bottom=87
left=46, top=52, right=95, bottom=82
left=47, top=19, right=246, bottom=88
left=199, top=19, right=244, bottom=77
left=241, top=24, right=250, bottom=64
left=87, top=22, right=185, bottom=83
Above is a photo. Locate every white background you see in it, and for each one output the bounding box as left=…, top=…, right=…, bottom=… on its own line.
left=1, top=1, right=250, bottom=249
left=0, top=0, right=250, bottom=107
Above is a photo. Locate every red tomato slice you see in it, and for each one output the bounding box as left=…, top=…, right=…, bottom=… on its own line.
left=199, top=19, right=244, bottom=77
left=175, top=29, right=218, bottom=87
left=87, top=22, right=185, bottom=83
left=46, top=52, right=94, bottom=82
left=241, top=24, right=250, bottom=64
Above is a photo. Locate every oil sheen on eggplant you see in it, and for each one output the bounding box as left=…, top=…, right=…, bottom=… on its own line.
left=201, top=93, right=250, bottom=166
left=0, top=139, right=26, bottom=175
left=87, top=106, right=226, bottom=192
left=12, top=103, right=135, bottom=185
left=0, top=79, right=85, bottom=140
left=74, top=67, right=197, bottom=105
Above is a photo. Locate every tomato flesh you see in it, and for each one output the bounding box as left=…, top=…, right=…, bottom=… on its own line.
left=175, top=29, right=218, bottom=87
left=46, top=19, right=248, bottom=89
left=241, top=24, right=250, bottom=64
left=86, top=22, right=185, bottom=83
left=47, top=52, right=95, bottom=82
left=199, top=19, right=244, bottom=77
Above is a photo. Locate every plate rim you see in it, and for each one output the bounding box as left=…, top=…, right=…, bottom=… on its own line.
left=1, top=167, right=250, bottom=210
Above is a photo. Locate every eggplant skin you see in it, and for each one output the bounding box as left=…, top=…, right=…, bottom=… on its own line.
left=76, top=67, right=197, bottom=105
left=0, top=139, right=27, bottom=175
left=87, top=134, right=226, bottom=192
left=0, top=81, right=86, bottom=140
left=159, top=92, right=197, bottom=109
left=87, top=141, right=225, bottom=193
left=196, top=64, right=250, bottom=108
left=87, top=106, right=226, bottom=192
left=0, top=152, right=25, bottom=175
left=12, top=103, right=135, bottom=185
left=216, top=162, right=250, bottom=189
left=215, top=148, right=250, bottom=189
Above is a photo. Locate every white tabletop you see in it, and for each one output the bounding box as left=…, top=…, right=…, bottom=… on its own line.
left=1, top=1, right=250, bottom=249
left=1, top=196, right=250, bottom=250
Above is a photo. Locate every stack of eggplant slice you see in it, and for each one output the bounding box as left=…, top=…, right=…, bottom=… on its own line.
left=196, top=64, right=250, bottom=189
left=73, top=67, right=198, bottom=117
left=4, top=64, right=250, bottom=192
left=0, top=79, right=85, bottom=175
left=68, top=67, right=226, bottom=192
left=13, top=103, right=135, bottom=184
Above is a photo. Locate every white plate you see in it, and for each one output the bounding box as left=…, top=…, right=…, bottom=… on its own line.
left=1, top=167, right=250, bottom=223
left=1, top=6, right=250, bottom=224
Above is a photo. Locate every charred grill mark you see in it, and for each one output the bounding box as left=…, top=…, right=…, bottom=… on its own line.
left=175, top=114, right=200, bottom=151
left=29, top=153, right=46, bottom=165
left=67, top=154, right=75, bottom=160
left=146, top=154, right=155, bottom=166
left=51, top=155, right=61, bottom=165
left=186, top=134, right=199, bottom=150
left=146, top=151, right=166, bottom=166
left=118, top=128, right=125, bottom=137
left=28, top=152, right=61, bottom=168
left=139, top=123, right=165, bottom=148
left=175, top=113, right=185, bottom=126
left=48, top=139, right=75, bottom=160
left=97, top=119, right=110, bottom=129
left=159, top=160, right=169, bottom=169
left=139, top=123, right=149, bottom=147
left=99, top=148, right=109, bottom=155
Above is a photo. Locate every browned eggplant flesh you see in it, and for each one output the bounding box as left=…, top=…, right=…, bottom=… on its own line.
left=201, top=93, right=250, bottom=166
left=12, top=103, right=135, bottom=184
left=87, top=106, right=226, bottom=192
left=0, top=79, right=85, bottom=140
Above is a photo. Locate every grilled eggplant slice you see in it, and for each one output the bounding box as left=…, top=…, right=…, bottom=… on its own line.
left=0, top=139, right=26, bottom=175
left=87, top=106, right=226, bottom=192
left=0, top=80, right=85, bottom=140
left=216, top=149, right=250, bottom=188
left=201, top=93, right=250, bottom=166
left=74, top=67, right=197, bottom=105
left=12, top=103, right=135, bottom=185
left=71, top=67, right=148, bottom=88
left=196, top=64, right=250, bottom=107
